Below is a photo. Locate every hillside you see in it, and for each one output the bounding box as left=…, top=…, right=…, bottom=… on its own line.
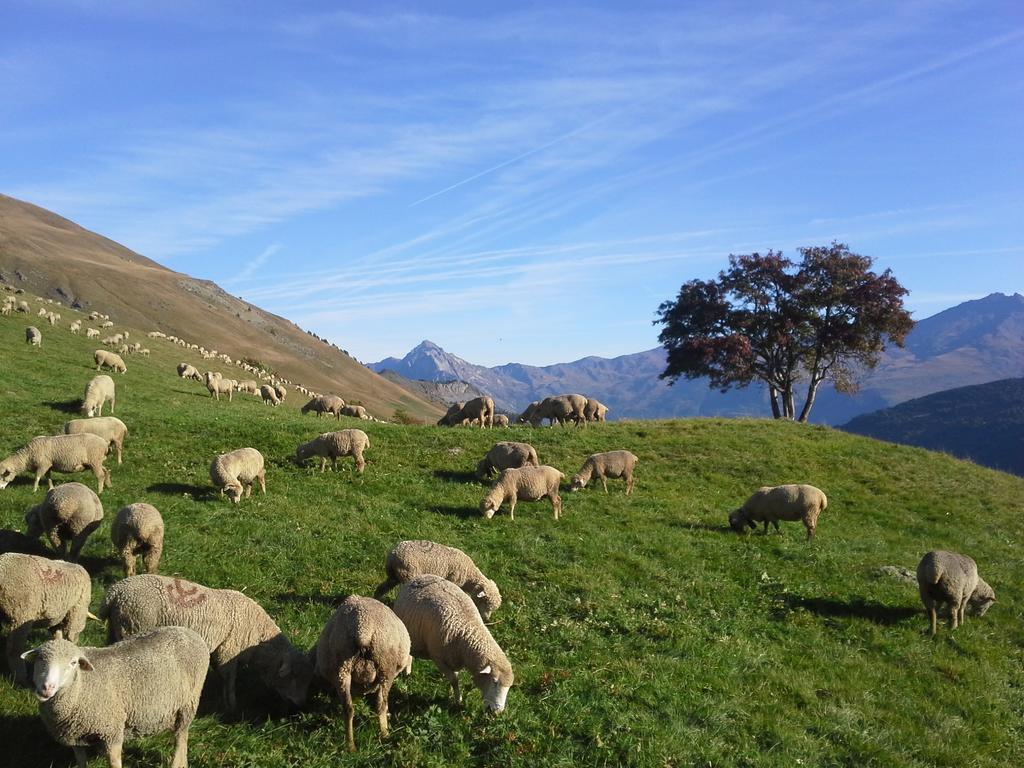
left=371, top=293, right=1024, bottom=423
left=0, top=194, right=441, bottom=421
left=2, top=307, right=1023, bottom=767
left=841, top=377, right=1024, bottom=476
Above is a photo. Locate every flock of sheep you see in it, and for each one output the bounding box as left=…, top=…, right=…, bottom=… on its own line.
left=0, top=286, right=1001, bottom=767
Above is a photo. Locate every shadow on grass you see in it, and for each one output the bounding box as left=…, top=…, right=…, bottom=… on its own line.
left=145, top=482, right=211, bottom=498
left=0, top=529, right=53, bottom=558
left=170, top=388, right=212, bottom=398
left=433, top=469, right=480, bottom=484
left=778, top=595, right=918, bottom=625
left=274, top=591, right=346, bottom=608
left=431, top=504, right=480, bottom=520
left=42, top=399, right=81, bottom=414
left=0, top=713, right=65, bottom=768
left=77, top=552, right=122, bottom=579
left=678, top=521, right=735, bottom=534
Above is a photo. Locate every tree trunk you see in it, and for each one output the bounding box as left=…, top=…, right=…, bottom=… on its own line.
left=769, top=386, right=781, bottom=419
left=798, top=378, right=822, bottom=422
left=781, top=387, right=795, bottom=419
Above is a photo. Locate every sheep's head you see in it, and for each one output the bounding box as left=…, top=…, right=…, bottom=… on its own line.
left=479, top=491, right=502, bottom=519
left=728, top=509, right=753, bottom=533
left=470, top=579, right=502, bottom=620
left=569, top=473, right=588, bottom=492
left=21, top=639, right=91, bottom=702
left=294, top=443, right=315, bottom=465
left=24, top=506, right=43, bottom=538
left=472, top=660, right=513, bottom=714
left=968, top=578, right=996, bottom=617
left=224, top=483, right=244, bottom=504
left=0, top=462, right=18, bottom=489
left=257, top=639, right=313, bottom=709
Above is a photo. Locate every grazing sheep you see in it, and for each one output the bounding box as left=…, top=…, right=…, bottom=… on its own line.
left=393, top=575, right=513, bottom=713
left=94, top=349, right=127, bottom=374
left=63, top=416, right=128, bottom=465
left=24, top=482, right=104, bottom=561
left=437, top=401, right=466, bottom=427
left=374, top=540, right=502, bottom=620
left=313, top=596, right=412, bottom=752
left=205, top=371, right=234, bottom=401
left=728, top=484, right=828, bottom=541
left=916, top=550, right=996, bottom=636
left=25, top=326, right=42, bottom=347
left=584, top=398, right=609, bottom=422
left=273, top=384, right=287, bottom=401
left=301, top=394, right=346, bottom=419
left=17, top=300, right=30, bottom=313
left=86, top=328, right=100, bottom=339
left=475, top=441, right=539, bottom=480
left=492, top=414, right=510, bottom=427
left=570, top=450, right=638, bottom=495
left=81, top=374, right=116, bottom=417
left=259, top=384, right=281, bottom=406
left=0, top=434, right=111, bottom=493
left=295, top=430, right=370, bottom=473
left=439, top=397, right=494, bottom=427
left=0, top=553, right=92, bottom=684
left=100, top=574, right=312, bottom=711
left=341, top=404, right=370, bottom=420
left=525, top=394, right=587, bottom=427
left=480, top=465, right=564, bottom=521
left=209, top=447, right=265, bottom=503
left=235, top=379, right=259, bottom=395
left=176, top=362, right=202, bottom=381
left=100, top=320, right=114, bottom=328
left=110, top=503, right=164, bottom=577
left=69, top=320, right=81, bottom=334
left=21, top=626, right=209, bottom=768
left=515, top=401, right=540, bottom=425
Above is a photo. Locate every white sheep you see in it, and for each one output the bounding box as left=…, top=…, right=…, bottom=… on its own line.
left=296, top=430, right=370, bottom=474
left=273, top=384, right=287, bottom=401
left=570, top=450, right=638, bottom=495
left=584, top=398, right=609, bottom=422
left=26, top=325, right=43, bottom=348
left=475, top=441, right=539, bottom=480
left=492, top=414, right=510, bottom=427
left=236, top=379, right=259, bottom=395
left=22, top=626, right=209, bottom=768
left=210, top=447, right=266, bottom=502
left=0, top=553, right=93, bottom=684
left=0, top=433, right=111, bottom=493
left=259, top=384, right=281, bottom=406
left=728, top=484, right=828, bottom=540
left=916, top=550, right=996, bottom=636
left=100, top=574, right=312, bottom=711
left=374, top=540, right=502, bottom=620
left=94, top=349, right=127, bottom=374
left=176, top=362, right=203, bottom=381
left=69, top=320, right=81, bottom=334
left=393, top=574, right=513, bottom=713
left=480, top=465, right=565, bottom=521
left=301, top=394, right=346, bottom=419
left=82, top=374, right=116, bottom=417
left=24, top=482, right=104, bottom=561
left=86, top=328, right=100, bottom=339
left=63, top=416, right=128, bottom=465
left=341, top=404, right=370, bottom=420
left=110, top=503, right=164, bottom=577
left=313, top=596, right=412, bottom=752
left=205, top=371, right=234, bottom=400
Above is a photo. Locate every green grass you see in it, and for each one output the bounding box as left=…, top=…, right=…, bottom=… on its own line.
left=1, top=307, right=1023, bottom=767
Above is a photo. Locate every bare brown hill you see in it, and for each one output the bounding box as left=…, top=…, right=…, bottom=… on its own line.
left=0, top=193, right=441, bottom=420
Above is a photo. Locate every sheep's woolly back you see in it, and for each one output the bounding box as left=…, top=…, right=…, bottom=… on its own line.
left=111, top=503, right=164, bottom=576
left=81, top=375, right=115, bottom=416
left=314, top=595, right=412, bottom=687
left=393, top=575, right=513, bottom=685
left=94, top=349, right=126, bottom=373
left=25, top=482, right=104, bottom=558
left=741, top=484, right=828, bottom=519
left=492, top=465, right=564, bottom=499
left=0, top=434, right=110, bottom=492
left=210, top=447, right=265, bottom=499
left=477, top=442, right=539, bottom=477
left=296, top=430, right=370, bottom=471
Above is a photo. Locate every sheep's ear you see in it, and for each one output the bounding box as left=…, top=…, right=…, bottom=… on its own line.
left=76, top=656, right=94, bottom=671
left=477, top=665, right=492, bottom=675
left=477, top=590, right=487, bottom=599
left=20, top=648, right=39, bottom=663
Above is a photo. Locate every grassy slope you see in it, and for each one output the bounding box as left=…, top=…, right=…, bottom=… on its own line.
left=1, top=311, right=1023, bottom=768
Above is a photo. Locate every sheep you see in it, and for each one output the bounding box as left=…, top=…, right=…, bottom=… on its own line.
left=100, top=320, right=114, bottom=328
left=373, top=540, right=502, bottom=620
left=301, top=394, right=346, bottom=419
left=524, top=394, right=587, bottom=427
left=439, top=397, right=494, bottom=427
left=94, top=349, right=127, bottom=374
left=236, top=379, right=259, bottom=395
left=341, top=404, right=370, bottom=420
left=210, top=447, right=265, bottom=503
left=273, top=384, right=287, bottom=401
left=437, top=401, right=466, bottom=427
left=475, top=441, right=539, bottom=480
left=295, top=430, right=369, bottom=474
left=570, top=450, right=638, bottom=495
left=728, top=484, right=828, bottom=541
left=69, top=320, right=81, bottom=334
left=176, top=362, right=202, bottom=381
left=313, top=596, right=412, bottom=752
left=24, top=482, right=104, bottom=561
left=916, top=550, right=996, bottom=636
left=26, top=326, right=42, bottom=347
left=205, top=371, right=234, bottom=401
left=100, top=574, right=312, bottom=711
left=139, top=348, right=150, bottom=357
left=259, top=384, right=281, bottom=406
left=516, top=401, right=540, bottom=425
left=0, top=553, right=92, bottom=685
left=0, top=434, right=111, bottom=493
left=17, top=300, right=30, bottom=313
left=492, top=414, right=510, bottom=427
left=86, top=327, right=100, bottom=339
left=63, top=416, right=128, bottom=465
left=110, top=503, right=164, bottom=577
left=21, top=626, right=209, bottom=768
left=82, top=374, right=116, bottom=417
left=392, top=574, right=513, bottom=713
left=584, top=398, right=609, bottom=422
left=480, top=465, right=565, bottom=521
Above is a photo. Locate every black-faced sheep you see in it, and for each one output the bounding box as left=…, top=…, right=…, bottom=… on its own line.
left=26, top=326, right=42, bottom=348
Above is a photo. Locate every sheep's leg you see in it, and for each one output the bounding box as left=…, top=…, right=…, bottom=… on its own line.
left=170, top=713, right=192, bottom=768
left=441, top=666, right=462, bottom=705
left=373, top=576, right=397, bottom=601
left=105, top=734, right=125, bottom=768
left=220, top=658, right=239, bottom=711
left=625, top=472, right=634, bottom=495
left=69, top=520, right=101, bottom=561
left=551, top=492, right=562, bottom=520
left=115, top=440, right=122, bottom=465
left=508, top=496, right=516, bottom=521
left=375, top=677, right=394, bottom=737
left=258, top=471, right=266, bottom=495
left=601, top=475, right=608, bottom=493
left=72, top=746, right=90, bottom=768
left=334, top=670, right=357, bottom=752
left=122, top=547, right=136, bottom=577
left=142, top=543, right=162, bottom=574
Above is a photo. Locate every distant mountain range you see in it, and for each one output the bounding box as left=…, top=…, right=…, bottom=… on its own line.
left=369, top=292, right=1024, bottom=424
left=841, top=378, right=1024, bottom=476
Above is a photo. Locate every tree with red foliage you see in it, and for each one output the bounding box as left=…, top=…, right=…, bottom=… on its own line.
left=654, top=243, right=914, bottom=422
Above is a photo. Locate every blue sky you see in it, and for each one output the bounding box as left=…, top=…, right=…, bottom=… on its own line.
left=4, top=1, right=1022, bottom=366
